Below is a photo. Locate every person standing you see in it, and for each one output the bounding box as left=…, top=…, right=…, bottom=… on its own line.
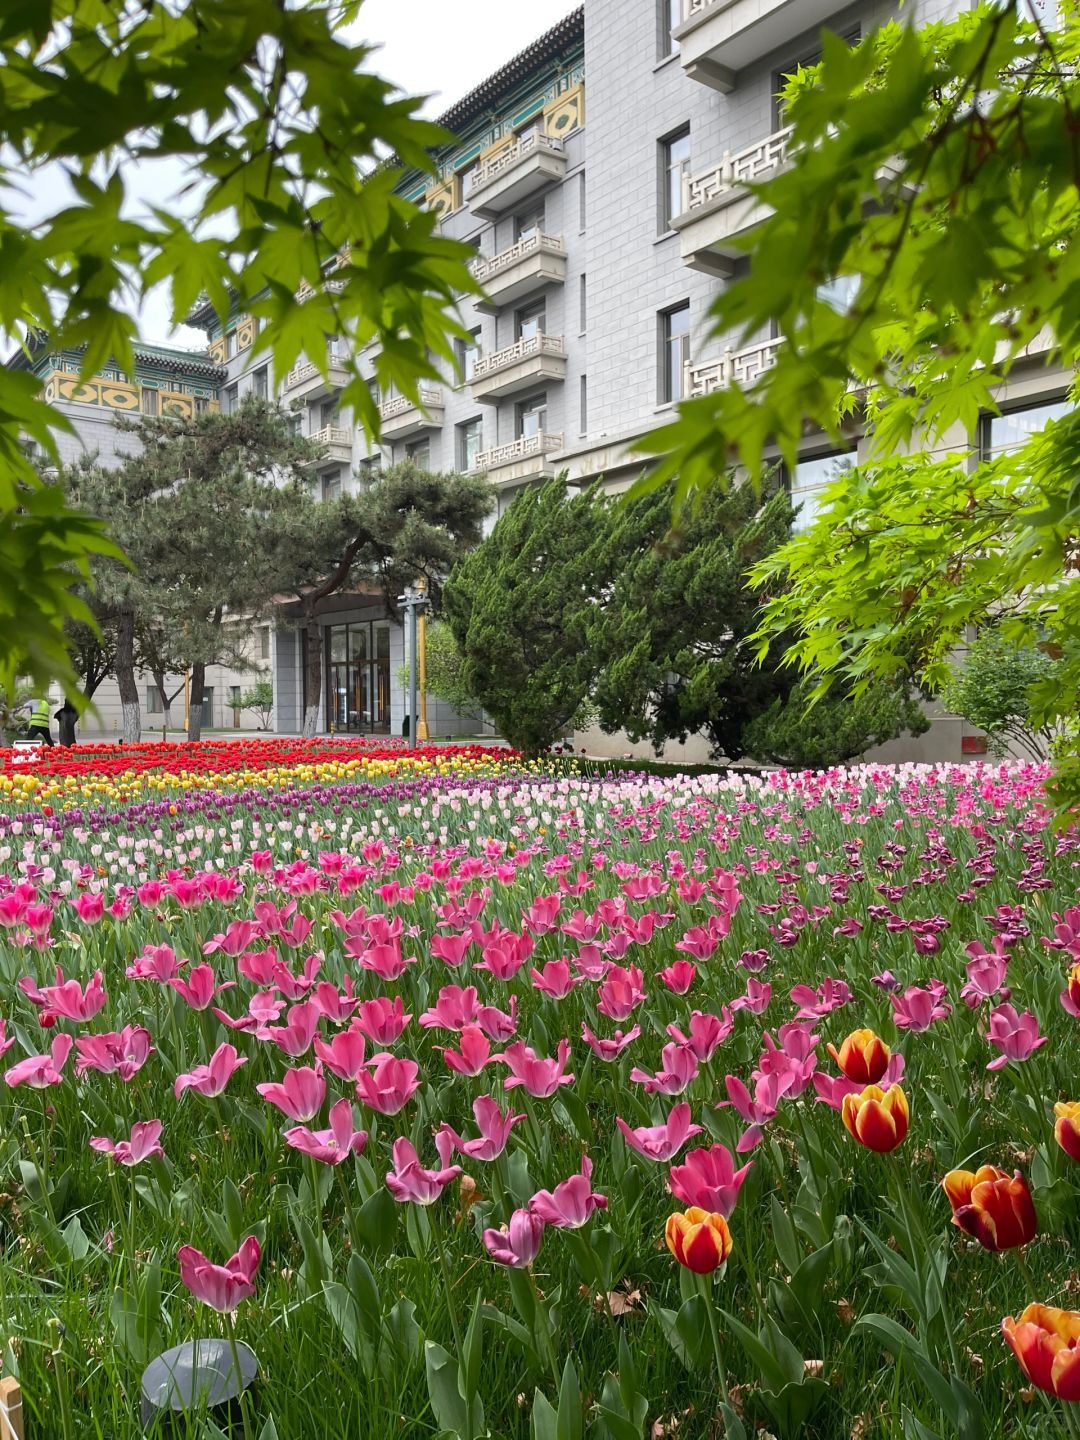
left=26, top=699, right=55, bottom=746
left=54, top=699, right=78, bottom=746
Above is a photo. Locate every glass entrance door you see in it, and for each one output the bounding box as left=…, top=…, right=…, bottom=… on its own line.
left=325, top=621, right=392, bottom=734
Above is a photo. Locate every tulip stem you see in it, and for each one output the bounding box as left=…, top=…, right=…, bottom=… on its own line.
left=430, top=1204, right=465, bottom=1358
left=223, top=1308, right=253, bottom=1440
left=699, top=1273, right=730, bottom=1408
left=891, top=1166, right=962, bottom=1381
left=527, top=1264, right=562, bottom=1392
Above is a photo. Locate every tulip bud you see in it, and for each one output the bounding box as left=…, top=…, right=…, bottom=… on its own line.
left=827, top=1028, right=890, bottom=1085
left=665, top=1207, right=733, bottom=1274
left=841, top=1084, right=909, bottom=1153
left=942, top=1165, right=1036, bottom=1251
left=1054, top=1101, right=1080, bottom=1165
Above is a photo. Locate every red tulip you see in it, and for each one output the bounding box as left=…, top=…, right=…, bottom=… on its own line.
left=665, top=1207, right=733, bottom=1274
left=1055, top=1101, right=1080, bottom=1164
left=826, top=1028, right=890, bottom=1085
left=942, top=1165, right=1036, bottom=1250
left=841, top=1084, right=909, bottom=1153
left=1002, top=1304, right=1080, bottom=1400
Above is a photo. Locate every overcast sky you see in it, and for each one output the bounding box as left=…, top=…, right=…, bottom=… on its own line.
left=11, top=1, right=576, bottom=349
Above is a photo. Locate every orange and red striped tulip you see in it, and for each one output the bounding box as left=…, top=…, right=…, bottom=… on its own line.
left=1002, top=1304, right=1080, bottom=1401
left=827, top=1028, right=891, bottom=1085
left=1055, top=1101, right=1080, bottom=1164
left=942, top=1165, right=1036, bottom=1251
left=1066, top=965, right=1080, bottom=1015
left=841, top=1084, right=909, bottom=1153
left=665, top=1207, right=733, bottom=1274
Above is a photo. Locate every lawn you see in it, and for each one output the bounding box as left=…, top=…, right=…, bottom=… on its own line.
left=0, top=743, right=1077, bottom=1439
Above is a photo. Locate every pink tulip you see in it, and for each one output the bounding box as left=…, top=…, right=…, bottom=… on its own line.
left=0, top=1020, right=14, bottom=1061
left=666, top=1008, right=733, bottom=1063
left=167, top=963, right=234, bottom=1012
left=265, top=1000, right=322, bottom=1057
left=581, top=1023, right=640, bottom=1062
left=500, top=1039, right=574, bottom=1098
left=355, top=1054, right=421, bottom=1115
left=528, top=1154, right=607, bottom=1228
left=90, top=1119, right=165, bottom=1166
left=675, top=923, right=721, bottom=962
left=524, top=894, right=562, bottom=936
left=352, top=940, right=412, bottom=981
left=475, top=998, right=518, bottom=1042
left=596, top=965, right=646, bottom=1021
left=615, top=1101, right=703, bottom=1161
left=385, top=1135, right=461, bottom=1204
left=789, top=977, right=852, bottom=1020
left=483, top=1208, right=545, bottom=1267
left=353, top=996, right=411, bottom=1046
left=431, top=933, right=472, bottom=968
left=668, top=1144, right=752, bottom=1218
left=174, top=1043, right=247, bottom=1100
left=986, top=1003, right=1048, bottom=1070
left=475, top=934, right=533, bottom=980
left=74, top=1026, right=154, bottom=1081
left=73, top=891, right=105, bottom=925
left=657, top=960, right=697, bottom=995
left=271, top=952, right=321, bottom=1001
left=284, top=1098, right=368, bottom=1165
left=178, top=1236, right=260, bottom=1313
left=530, top=958, right=581, bottom=999
left=438, top=1095, right=524, bottom=1162
left=202, top=920, right=259, bottom=957
left=720, top=1072, right=787, bottom=1152
left=629, top=1042, right=700, bottom=1096
left=136, top=880, right=167, bottom=908
left=214, top=990, right=286, bottom=1036
left=730, top=979, right=772, bottom=1015
left=5, top=1033, right=73, bottom=1089
left=440, top=1025, right=494, bottom=1077
left=127, top=943, right=187, bottom=981
left=38, top=967, right=107, bottom=1023
left=310, top=978, right=360, bottom=1024
left=256, top=1063, right=326, bottom=1122
left=419, top=984, right=480, bottom=1033
left=890, top=982, right=952, bottom=1033
left=313, top=1027, right=367, bottom=1081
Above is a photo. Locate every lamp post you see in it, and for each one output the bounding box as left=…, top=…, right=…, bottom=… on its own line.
left=396, top=582, right=431, bottom=750
left=416, top=577, right=430, bottom=742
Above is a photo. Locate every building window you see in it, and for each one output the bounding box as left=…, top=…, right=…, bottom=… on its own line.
left=145, top=686, right=163, bottom=714
left=516, top=299, right=546, bottom=342
left=515, top=200, right=545, bottom=243
left=229, top=685, right=242, bottom=707
left=659, top=0, right=682, bottom=56
left=259, top=627, right=271, bottom=660
left=982, top=398, right=1071, bottom=459
left=406, top=437, right=430, bottom=469
left=455, top=329, right=482, bottom=383
left=224, top=331, right=235, bottom=359
left=580, top=375, right=588, bottom=436
left=579, top=274, right=587, bottom=333
left=194, top=396, right=209, bottom=415
left=224, top=384, right=238, bottom=415
left=252, top=366, right=268, bottom=399
left=579, top=172, right=587, bottom=233
left=319, top=398, right=339, bottom=429
left=773, top=32, right=859, bottom=126
left=661, top=128, right=691, bottom=231
left=327, top=334, right=342, bottom=362
left=321, top=470, right=343, bottom=502
left=458, top=418, right=483, bottom=472
left=659, top=303, right=690, bottom=404
left=517, top=392, right=547, bottom=439
left=785, top=449, right=857, bottom=533
left=140, top=388, right=159, bottom=416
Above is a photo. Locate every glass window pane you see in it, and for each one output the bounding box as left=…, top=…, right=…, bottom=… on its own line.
left=987, top=400, right=1070, bottom=457
left=350, top=624, right=368, bottom=663
left=329, top=626, right=347, bottom=662
left=789, top=451, right=857, bottom=532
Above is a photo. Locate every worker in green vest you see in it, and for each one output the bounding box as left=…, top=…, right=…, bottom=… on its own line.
left=26, top=699, right=54, bottom=746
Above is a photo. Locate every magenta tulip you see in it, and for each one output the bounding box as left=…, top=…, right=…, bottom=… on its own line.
left=529, top=1154, right=608, bottom=1228
left=178, top=1236, right=260, bottom=1313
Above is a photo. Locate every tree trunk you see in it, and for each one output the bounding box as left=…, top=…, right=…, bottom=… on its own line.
left=187, top=660, right=206, bottom=742
left=115, top=608, right=141, bottom=743
left=302, top=616, right=323, bottom=737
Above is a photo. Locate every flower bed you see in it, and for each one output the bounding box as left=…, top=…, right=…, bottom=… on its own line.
left=1, top=756, right=1078, bottom=1438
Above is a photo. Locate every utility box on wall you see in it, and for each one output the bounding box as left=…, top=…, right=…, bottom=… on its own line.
left=961, top=735, right=989, bottom=755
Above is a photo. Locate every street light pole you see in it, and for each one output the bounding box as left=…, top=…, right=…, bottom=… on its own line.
left=417, top=577, right=430, bottom=743
left=396, top=583, right=431, bottom=751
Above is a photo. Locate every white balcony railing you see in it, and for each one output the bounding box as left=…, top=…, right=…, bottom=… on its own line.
left=684, top=0, right=720, bottom=15
left=283, top=348, right=351, bottom=391
left=471, top=129, right=564, bottom=193
left=474, top=432, right=564, bottom=471
left=684, top=126, right=794, bottom=212
left=379, top=388, right=443, bottom=421
left=309, top=425, right=354, bottom=449
left=473, top=232, right=566, bottom=284
left=685, top=338, right=783, bottom=397
left=472, top=333, right=566, bottom=381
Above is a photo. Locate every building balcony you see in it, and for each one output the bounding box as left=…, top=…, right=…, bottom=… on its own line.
left=283, top=350, right=352, bottom=402
left=467, top=129, right=566, bottom=220
left=473, top=233, right=567, bottom=314
left=474, top=432, right=565, bottom=487
left=470, top=333, right=567, bottom=403
left=675, top=0, right=842, bottom=91
left=308, top=425, right=355, bottom=465
left=672, top=126, right=792, bottom=277
left=685, top=337, right=783, bottom=397
left=379, top=388, right=445, bottom=440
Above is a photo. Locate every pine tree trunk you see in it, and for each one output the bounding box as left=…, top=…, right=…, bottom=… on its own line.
left=187, top=660, right=206, bottom=742
left=115, top=608, right=141, bottom=743
left=302, top=617, right=323, bottom=737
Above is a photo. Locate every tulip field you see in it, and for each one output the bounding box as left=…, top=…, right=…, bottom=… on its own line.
left=2, top=740, right=1080, bottom=1439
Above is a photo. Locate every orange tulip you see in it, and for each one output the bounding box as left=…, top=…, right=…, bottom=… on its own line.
left=665, top=1207, right=733, bottom=1274
left=841, top=1084, right=909, bottom=1153
left=1055, top=1101, right=1080, bottom=1164
left=1002, top=1304, right=1080, bottom=1401
left=1066, top=965, right=1080, bottom=1015
left=941, top=1165, right=1036, bottom=1251
left=827, top=1028, right=891, bottom=1085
